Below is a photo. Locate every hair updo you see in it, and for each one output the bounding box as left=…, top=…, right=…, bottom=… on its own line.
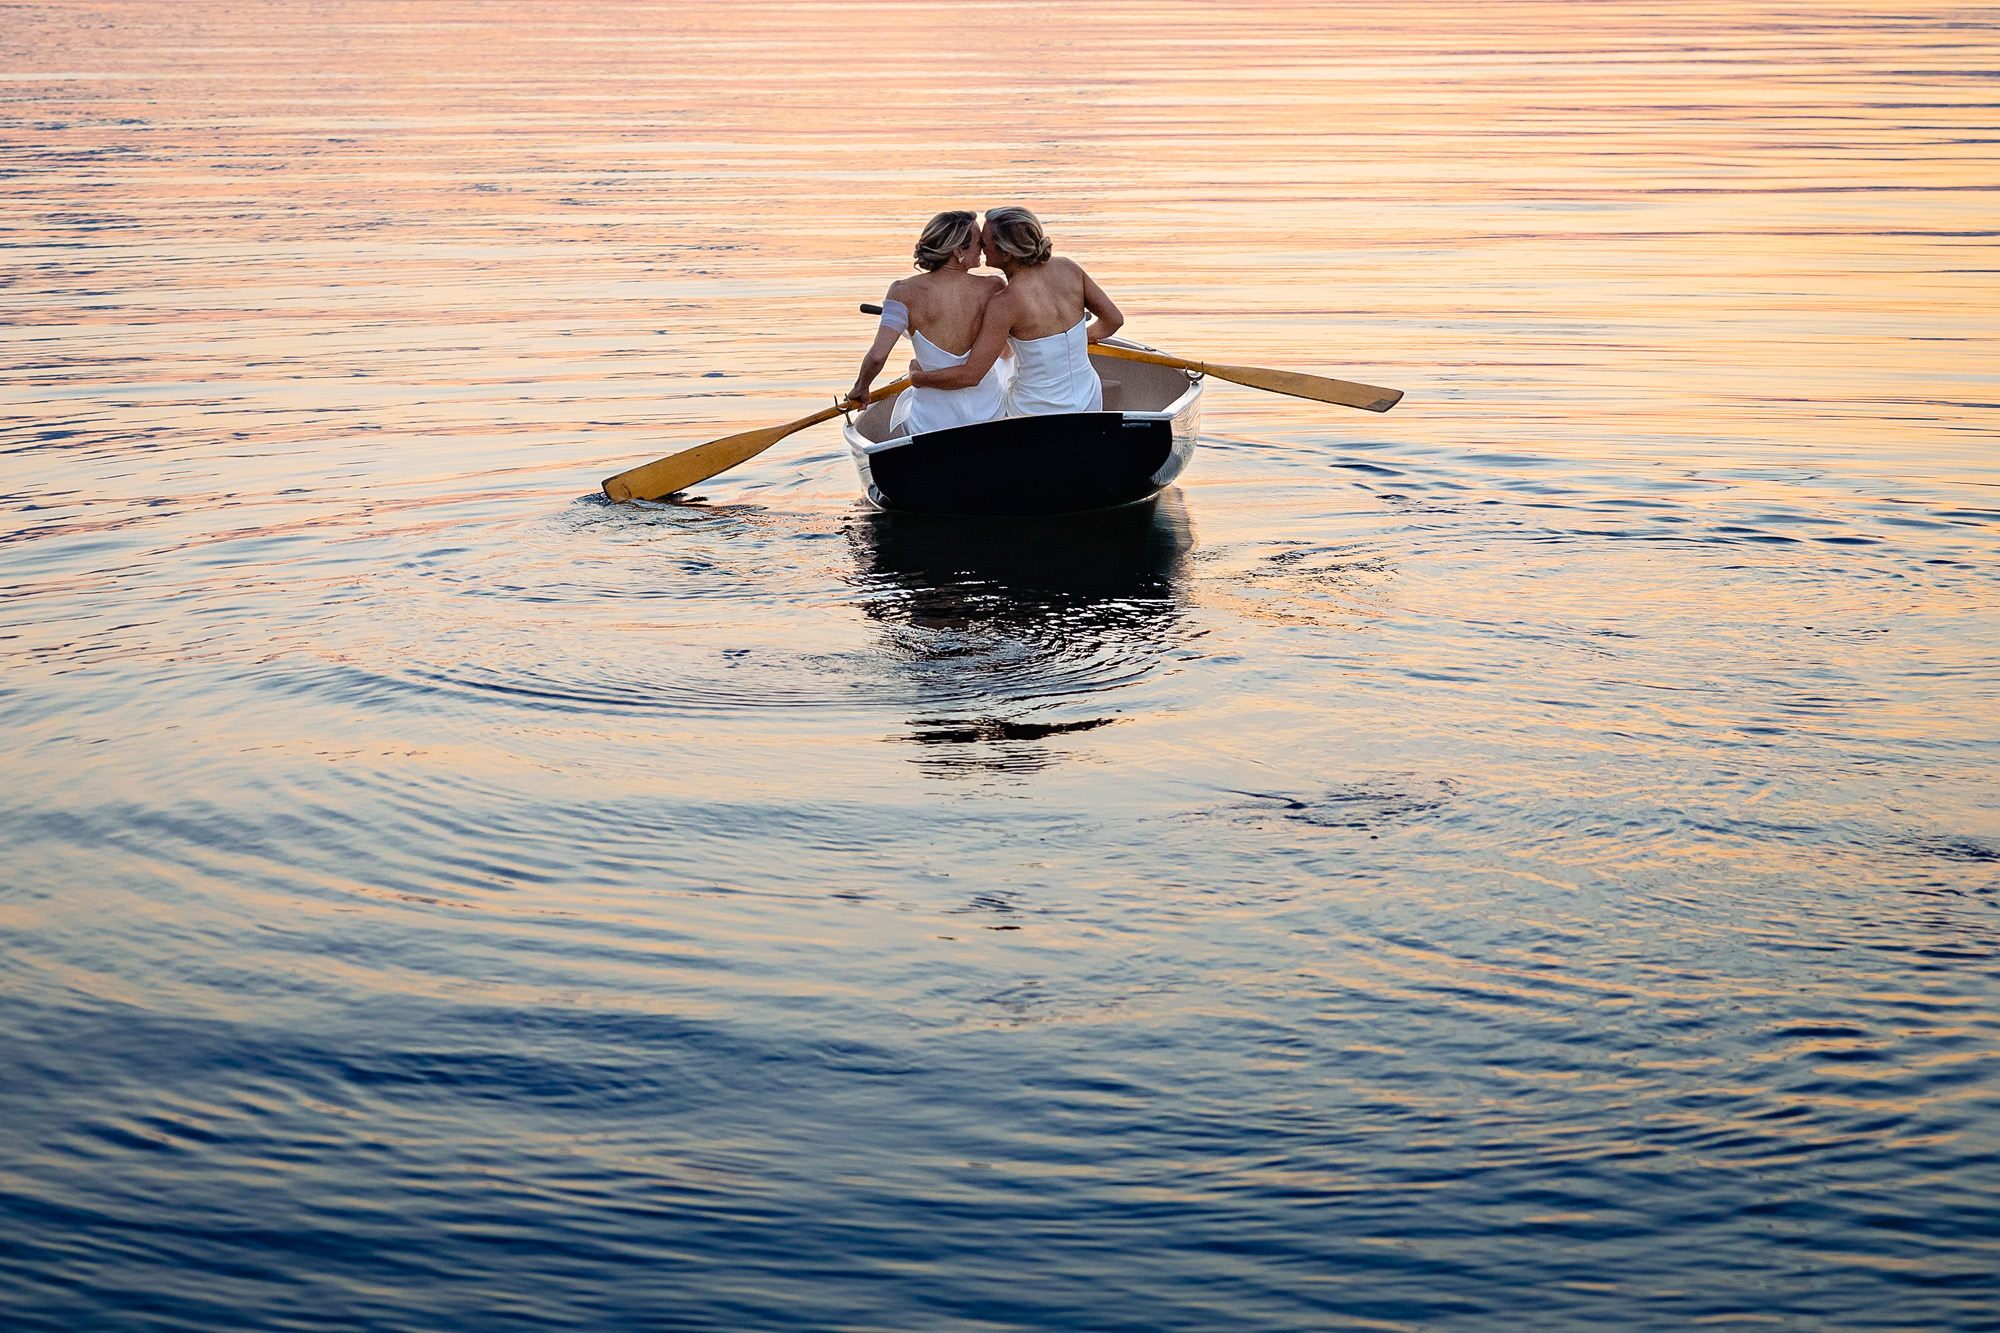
left=981, top=205, right=1053, bottom=267
left=913, top=210, right=978, bottom=271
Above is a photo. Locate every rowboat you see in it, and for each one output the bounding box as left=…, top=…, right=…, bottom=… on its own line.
left=841, top=344, right=1202, bottom=515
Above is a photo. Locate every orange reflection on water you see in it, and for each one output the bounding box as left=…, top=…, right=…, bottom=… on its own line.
left=2, top=17, right=1997, bottom=1321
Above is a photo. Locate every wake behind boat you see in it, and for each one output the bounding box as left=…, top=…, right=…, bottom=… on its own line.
left=842, top=343, right=1202, bottom=515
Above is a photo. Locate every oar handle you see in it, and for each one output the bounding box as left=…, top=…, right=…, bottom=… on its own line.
left=860, top=303, right=882, bottom=315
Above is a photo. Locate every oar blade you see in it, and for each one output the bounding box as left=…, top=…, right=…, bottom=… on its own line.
left=601, top=421, right=800, bottom=502
left=602, top=377, right=908, bottom=504
left=1091, top=341, right=1402, bottom=413
left=1205, top=361, right=1403, bottom=413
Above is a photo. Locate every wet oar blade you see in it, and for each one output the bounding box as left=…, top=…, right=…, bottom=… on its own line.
left=601, top=421, right=808, bottom=502
left=601, top=375, right=911, bottom=503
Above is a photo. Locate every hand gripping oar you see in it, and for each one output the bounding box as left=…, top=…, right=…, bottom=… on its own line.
left=601, top=376, right=910, bottom=502
left=857, top=304, right=1402, bottom=413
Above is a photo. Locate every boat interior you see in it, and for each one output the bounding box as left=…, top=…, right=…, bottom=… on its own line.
left=851, top=351, right=1196, bottom=443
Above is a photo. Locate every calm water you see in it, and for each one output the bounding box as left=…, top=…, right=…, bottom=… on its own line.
left=5, top=2, right=1999, bottom=1328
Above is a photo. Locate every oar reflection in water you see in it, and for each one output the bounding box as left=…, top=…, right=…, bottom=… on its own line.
left=847, top=491, right=1196, bottom=777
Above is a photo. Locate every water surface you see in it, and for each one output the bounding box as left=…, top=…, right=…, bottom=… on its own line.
left=4, top=2, right=1998, bottom=1328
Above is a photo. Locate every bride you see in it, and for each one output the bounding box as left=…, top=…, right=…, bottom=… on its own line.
left=845, top=210, right=1006, bottom=435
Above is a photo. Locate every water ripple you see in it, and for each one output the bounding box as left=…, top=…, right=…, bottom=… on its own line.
left=4, top=1, right=1999, bottom=1328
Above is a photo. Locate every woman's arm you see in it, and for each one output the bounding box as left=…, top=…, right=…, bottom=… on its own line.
left=846, top=323, right=900, bottom=407
left=1080, top=267, right=1123, bottom=344
left=846, top=292, right=909, bottom=406
left=910, top=295, right=1013, bottom=391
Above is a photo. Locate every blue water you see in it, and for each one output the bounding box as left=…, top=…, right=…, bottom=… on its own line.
left=4, top=2, right=1999, bottom=1328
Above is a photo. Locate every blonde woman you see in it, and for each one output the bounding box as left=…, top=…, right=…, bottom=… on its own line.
left=908, top=205, right=1122, bottom=417
left=846, top=210, right=1006, bottom=436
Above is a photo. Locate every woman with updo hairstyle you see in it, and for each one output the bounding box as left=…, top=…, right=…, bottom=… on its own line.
left=909, top=205, right=1123, bottom=418
left=981, top=205, right=1054, bottom=267
left=847, top=209, right=1007, bottom=436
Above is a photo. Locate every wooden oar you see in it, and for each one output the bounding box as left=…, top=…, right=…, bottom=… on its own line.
left=856, top=303, right=1400, bottom=413
left=601, top=376, right=909, bottom=502
left=1095, top=341, right=1402, bottom=413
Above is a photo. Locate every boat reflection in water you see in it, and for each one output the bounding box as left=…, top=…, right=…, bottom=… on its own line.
left=847, top=490, right=1195, bottom=777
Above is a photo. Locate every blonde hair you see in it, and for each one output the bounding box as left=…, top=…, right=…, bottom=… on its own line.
left=913, top=210, right=978, bottom=271
left=982, top=205, right=1052, bottom=267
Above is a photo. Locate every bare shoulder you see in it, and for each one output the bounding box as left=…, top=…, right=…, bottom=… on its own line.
left=884, top=275, right=918, bottom=301
left=976, top=273, right=1006, bottom=296
left=979, top=281, right=1026, bottom=332
left=1048, top=255, right=1094, bottom=295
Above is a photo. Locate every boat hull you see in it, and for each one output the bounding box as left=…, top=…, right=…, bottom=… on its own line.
left=844, top=357, right=1201, bottom=516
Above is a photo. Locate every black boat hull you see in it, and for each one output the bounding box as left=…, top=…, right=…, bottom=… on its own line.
left=844, top=365, right=1201, bottom=516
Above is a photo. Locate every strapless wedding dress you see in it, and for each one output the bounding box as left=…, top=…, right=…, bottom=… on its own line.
left=1002, top=318, right=1102, bottom=417
left=890, top=329, right=1007, bottom=436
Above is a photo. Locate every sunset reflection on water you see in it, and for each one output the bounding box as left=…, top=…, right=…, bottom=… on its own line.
left=3, top=2, right=1998, bottom=1329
